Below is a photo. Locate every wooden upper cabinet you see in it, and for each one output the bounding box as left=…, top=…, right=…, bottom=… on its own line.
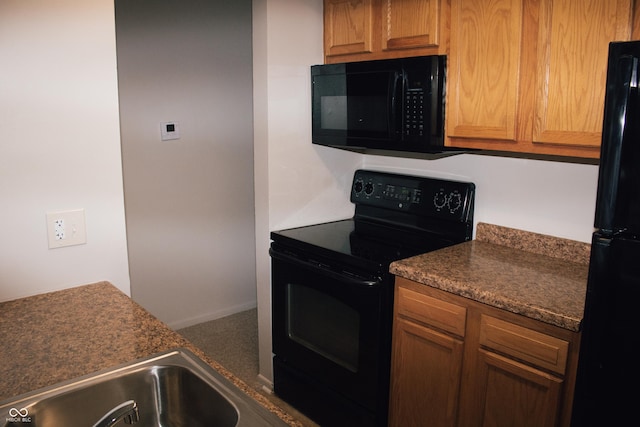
left=533, top=0, right=633, bottom=149
left=324, top=0, right=373, bottom=58
left=324, top=0, right=445, bottom=63
left=382, top=0, right=440, bottom=51
left=323, top=0, right=636, bottom=159
left=447, top=0, right=524, bottom=142
left=447, top=0, right=634, bottom=160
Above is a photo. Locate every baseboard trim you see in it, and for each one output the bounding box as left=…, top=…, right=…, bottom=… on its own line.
left=257, top=373, right=274, bottom=393
left=169, top=300, right=257, bottom=330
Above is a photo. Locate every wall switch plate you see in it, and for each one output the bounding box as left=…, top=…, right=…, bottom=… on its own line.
left=161, top=121, right=181, bottom=141
left=46, top=209, right=87, bottom=249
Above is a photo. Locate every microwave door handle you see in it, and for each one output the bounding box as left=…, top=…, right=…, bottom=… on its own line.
left=390, top=71, right=403, bottom=137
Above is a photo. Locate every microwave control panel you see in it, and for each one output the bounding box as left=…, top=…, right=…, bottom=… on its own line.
left=404, top=88, right=425, bottom=137
left=351, top=169, right=475, bottom=222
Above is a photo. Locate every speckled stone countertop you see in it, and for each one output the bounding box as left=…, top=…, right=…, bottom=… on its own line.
left=0, top=281, right=302, bottom=426
left=390, top=223, right=591, bottom=331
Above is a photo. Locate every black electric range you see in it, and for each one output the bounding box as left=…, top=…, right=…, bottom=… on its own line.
left=272, top=170, right=475, bottom=275
left=270, top=169, right=475, bottom=427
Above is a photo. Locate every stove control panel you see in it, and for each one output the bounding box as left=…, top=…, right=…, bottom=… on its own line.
left=351, top=169, right=475, bottom=221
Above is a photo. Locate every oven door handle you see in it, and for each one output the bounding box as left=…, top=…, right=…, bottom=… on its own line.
left=269, top=249, right=383, bottom=288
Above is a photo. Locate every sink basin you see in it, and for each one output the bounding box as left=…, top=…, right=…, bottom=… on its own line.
left=0, top=348, right=288, bottom=426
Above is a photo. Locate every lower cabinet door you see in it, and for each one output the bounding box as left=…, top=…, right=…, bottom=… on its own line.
left=388, top=317, right=464, bottom=427
left=460, top=349, right=564, bottom=427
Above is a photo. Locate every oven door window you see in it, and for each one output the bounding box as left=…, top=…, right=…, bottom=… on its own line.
left=287, top=283, right=360, bottom=372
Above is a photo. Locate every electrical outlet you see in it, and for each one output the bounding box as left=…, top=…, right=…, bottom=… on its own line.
left=54, top=219, right=65, bottom=240
left=46, top=209, right=87, bottom=249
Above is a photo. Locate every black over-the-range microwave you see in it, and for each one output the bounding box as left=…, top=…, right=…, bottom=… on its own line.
left=311, top=55, right=458, bottom=156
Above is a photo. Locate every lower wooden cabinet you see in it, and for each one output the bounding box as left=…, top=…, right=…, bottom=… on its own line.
left=389, top=316, right=464, bottom=427
left=464, top=350, right=563, bottom=427
left=389, top=277, right=581, bottom=427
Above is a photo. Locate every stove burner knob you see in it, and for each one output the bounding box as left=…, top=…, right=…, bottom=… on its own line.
left=364, top=182, right=374, bottom=196
left=448, top=192, right=463, bottom=213
left=433, top=190, right=447, bottom=210
left=354, top=179, right=364, bottom=194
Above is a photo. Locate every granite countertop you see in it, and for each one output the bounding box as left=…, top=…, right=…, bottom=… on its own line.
left=0, top=281, right=302, bottom=426
left=390, top=223, right=591, bottom=331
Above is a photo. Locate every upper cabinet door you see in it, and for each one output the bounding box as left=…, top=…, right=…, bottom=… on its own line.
left=447, top=0, right=634, bottom=159
left=324, top=0, right=373, bottom=58
left=381, top=0, right=440, bottom=51
left=533, top=0, right=633, bottom=149
left=324, top=0, right=446, bottom=63
left=447, top=0, right=524, bottom=141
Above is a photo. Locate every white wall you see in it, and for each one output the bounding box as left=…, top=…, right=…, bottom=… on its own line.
left=253, top=0, right=362, bottom=384
left=116, top=0, right=257, bottom=329
left=254, top=0, right=600, bottom=384
left=364, top=155, right=599, bottom=243
left=0, top=0, right=130, bottom=301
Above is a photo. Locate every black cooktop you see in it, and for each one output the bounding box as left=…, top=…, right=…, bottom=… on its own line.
left=271, top=170, right=475, bottom=274
left=271, top=217, right=459, bottom=269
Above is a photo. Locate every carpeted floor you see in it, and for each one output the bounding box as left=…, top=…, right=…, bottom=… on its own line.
left=178, top=309, right=260, bottom=386
left=177, top=309, right=318, bottom=426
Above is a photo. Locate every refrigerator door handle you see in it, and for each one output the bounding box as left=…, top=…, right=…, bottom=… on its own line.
left=594, top=54, right=638, bottom=232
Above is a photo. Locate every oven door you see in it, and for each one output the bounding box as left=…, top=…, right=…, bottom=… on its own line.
left=270, top=248, right=391, bottom=412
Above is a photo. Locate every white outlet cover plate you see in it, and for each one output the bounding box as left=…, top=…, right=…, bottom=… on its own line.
left=46, top=209, right=87, bottom=249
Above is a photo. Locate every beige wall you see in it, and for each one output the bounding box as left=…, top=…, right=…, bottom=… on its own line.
left=0, top=0, right=130, bottom=301
left=115, top=0, right=257, bottom=329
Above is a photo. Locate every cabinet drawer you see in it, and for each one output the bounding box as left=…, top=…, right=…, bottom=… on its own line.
left=479, top=315, right=569, bottom=375
left=397, top=286, right=467, bottom=337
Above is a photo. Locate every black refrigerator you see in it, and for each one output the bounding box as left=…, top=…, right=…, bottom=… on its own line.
left=571, top=41, right=640, bottom=426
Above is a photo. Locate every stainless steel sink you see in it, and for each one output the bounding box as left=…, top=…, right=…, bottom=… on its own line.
left=0, top=348, right=288, bottom=426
